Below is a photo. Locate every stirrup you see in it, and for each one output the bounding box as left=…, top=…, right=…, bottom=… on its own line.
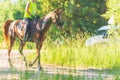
left=23, top=36, right=27, bottom=41
left=23, top=34, right=28, bottom=41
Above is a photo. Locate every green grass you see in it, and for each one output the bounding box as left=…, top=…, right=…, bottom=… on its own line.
left=41, top=39, right=120, bottom=69
left=25, top=36, right=120, bottom=70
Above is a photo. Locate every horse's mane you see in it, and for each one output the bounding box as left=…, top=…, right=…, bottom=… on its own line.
left=40, top=10, right=54, bottom=22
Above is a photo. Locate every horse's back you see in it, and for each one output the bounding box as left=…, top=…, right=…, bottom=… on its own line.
left=4, top=19, right=13, bottom=24
left=3, top=19, right=13, bottom=30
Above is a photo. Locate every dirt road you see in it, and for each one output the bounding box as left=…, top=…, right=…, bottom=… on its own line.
left=0, top=49, right=115, bottom=80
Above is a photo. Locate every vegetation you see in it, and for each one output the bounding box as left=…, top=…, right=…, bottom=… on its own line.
left=1, top=0, right=120, bottom=79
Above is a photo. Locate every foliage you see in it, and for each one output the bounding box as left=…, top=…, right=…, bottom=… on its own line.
left=0, top=0, right=108, bottom=34
left=1, top=0, right=120, bottom=34
left=0, top=0, right=25, bottom=26
left=103, top=0, right=120, bottom=25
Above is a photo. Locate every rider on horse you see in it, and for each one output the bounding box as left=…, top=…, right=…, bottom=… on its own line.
left=24, top=0, right=38, bottom=41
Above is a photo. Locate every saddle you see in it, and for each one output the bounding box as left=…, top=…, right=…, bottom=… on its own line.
left=17, top=19, right=39, bottom=41
left=17, top=19, right=38, bottom=30
left=16, top=18, right=40, bottom=42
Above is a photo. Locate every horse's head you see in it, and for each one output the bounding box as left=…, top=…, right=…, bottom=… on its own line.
left=51, top=8, right=64, bottom=29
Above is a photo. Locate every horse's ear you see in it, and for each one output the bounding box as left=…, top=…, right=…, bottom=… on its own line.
left=54, top=8, right=64, bottom=14
left=58, top=8, right=64, bottom=13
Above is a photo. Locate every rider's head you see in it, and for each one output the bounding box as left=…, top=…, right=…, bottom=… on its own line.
left=32, top=0, right=37, bottom=2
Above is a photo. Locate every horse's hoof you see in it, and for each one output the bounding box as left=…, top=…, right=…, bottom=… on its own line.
left=24, top=62, right=28, bottom=67
left=8, top=58, right=13, bottom=67
left=29, top=63, right=33, bottom=67
left=38, top=66, right=43, bottom=71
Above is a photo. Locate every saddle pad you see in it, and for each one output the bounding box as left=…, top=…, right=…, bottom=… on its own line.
left=17, top=20, right=27, bottom=31
left=20, top=21, right=27, bottom=27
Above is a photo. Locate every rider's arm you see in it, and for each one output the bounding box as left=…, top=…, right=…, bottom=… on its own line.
left=25, top=2, right=33, bottom=17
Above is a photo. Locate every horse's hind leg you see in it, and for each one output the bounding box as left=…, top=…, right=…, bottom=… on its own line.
left=19, top=40, right=27, bottom=67
left=8, top=36, right=15, bottom=67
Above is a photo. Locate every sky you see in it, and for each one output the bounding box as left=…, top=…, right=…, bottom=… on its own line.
left=0, top=0, right=4, bottom=2
left=0, top=0, right=18, bottom=2
left=11, top=0, right=18, bottom=2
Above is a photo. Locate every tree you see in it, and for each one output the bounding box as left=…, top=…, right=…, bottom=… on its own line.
left=103, top=0, right=120, bottom=25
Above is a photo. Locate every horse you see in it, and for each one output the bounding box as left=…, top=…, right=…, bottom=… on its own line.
left=3, top=8, right=64, bottom=70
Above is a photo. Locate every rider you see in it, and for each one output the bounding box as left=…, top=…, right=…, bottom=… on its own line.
left=24, top=0, right=38, bottom=41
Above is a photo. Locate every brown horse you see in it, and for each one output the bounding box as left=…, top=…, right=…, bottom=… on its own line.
left=3, top=9, right=64, bottom=70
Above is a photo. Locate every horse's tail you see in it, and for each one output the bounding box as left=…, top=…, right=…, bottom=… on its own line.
left=3, top=19, right=13, bottom=45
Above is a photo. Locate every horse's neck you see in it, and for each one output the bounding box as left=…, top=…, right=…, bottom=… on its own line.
left=42, top=14, right=52, bottom=30
left=43, top=13, right=52, bottom=23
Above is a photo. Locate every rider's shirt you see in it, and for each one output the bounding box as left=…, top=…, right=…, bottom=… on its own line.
left=24, top=1, right=37, bottom=19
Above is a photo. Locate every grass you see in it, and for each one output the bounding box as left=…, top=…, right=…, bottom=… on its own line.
left=37, top=38, right=120, bottom=70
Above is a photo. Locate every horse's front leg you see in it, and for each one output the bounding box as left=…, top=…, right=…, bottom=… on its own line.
left=29, top=43, right=43, bottom=71
left=37, top=44, right=43, bottom=71
left=19, top=40, right=27, bottom=67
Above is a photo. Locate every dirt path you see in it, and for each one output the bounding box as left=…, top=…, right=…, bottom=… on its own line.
left=0, top=49, right=115, bottom=80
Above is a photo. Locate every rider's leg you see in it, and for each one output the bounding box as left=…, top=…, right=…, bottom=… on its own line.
left=27, top=19, right=32, bottom=40
left=24, top=18, right=31, bottom=41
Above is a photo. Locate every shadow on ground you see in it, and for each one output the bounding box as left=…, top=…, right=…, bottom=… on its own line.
left=0, top=65, right=119, bottom=80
